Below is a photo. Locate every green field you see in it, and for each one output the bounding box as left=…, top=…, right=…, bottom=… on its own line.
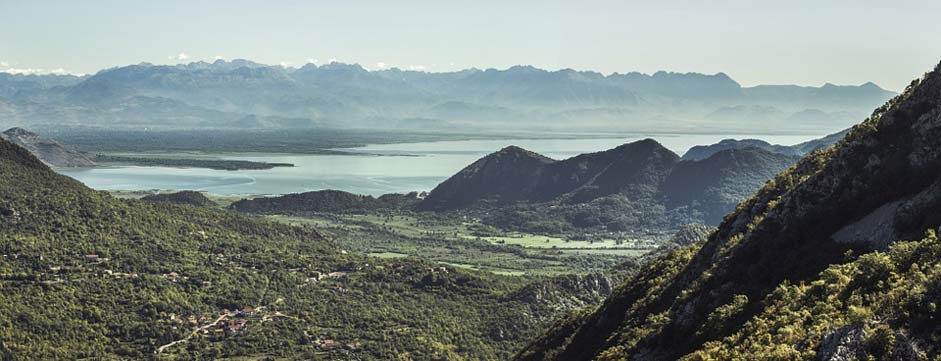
left=367, top=251, right=409, bottom=259
left=108, top=191, right=660, bottom=276
left=264, top=212, right=658, bottom=276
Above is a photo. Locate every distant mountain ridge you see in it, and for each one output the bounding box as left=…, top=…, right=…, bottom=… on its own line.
left=681, top=128, right=850, bottom=160
left=0, top=59, right=895, bottom=133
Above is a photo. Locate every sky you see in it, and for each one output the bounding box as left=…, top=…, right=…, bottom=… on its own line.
left=1, top=0, right=940, bottom=91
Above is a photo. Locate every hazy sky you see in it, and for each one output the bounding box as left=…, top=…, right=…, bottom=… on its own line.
left=1, top=0, right=940, bottom=90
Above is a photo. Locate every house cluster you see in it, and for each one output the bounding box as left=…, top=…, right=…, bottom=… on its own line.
left=318, top=339, right=338, bottom=351
left=103, top=269, right=138, bottom=279
left=202, top=307, right=255, bottom=336
left=84, top=254, right=103, bottom=263
left=163, top=272, right=181, bottom=282
left=217, top=318, right=247, bottom=335
left=314, top=338, right=363, bottom=351
left=305, top=270, right=348, bottom=283
left=427, top=266, right=449, bottom=274
left=186, top=315, right=209, bottom=327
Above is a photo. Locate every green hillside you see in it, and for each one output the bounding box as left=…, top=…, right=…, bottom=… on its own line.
left=516, top=61, right=941, bottom=360
left=0, top=137, right=606, bottom=360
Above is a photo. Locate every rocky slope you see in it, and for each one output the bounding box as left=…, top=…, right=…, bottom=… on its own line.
left=0, top=127, right=95, bottom=167
left=516, top=60, right=941, bottom=360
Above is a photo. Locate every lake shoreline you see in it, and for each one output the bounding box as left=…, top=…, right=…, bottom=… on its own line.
left=57, top=134, right=820, bottom=197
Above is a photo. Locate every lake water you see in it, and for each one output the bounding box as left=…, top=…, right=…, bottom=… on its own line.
left=58, top=134, right=817, bottom=196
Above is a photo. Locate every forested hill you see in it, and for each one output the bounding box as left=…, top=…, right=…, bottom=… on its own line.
left=0, top=137, right=610, bottom=359
left=679, top=127, right=851, bottom=161
left=416, top=139, right=797, bottom=232
left=516, top=60, right=941, bottom=360
left=419, top=140, right=678, bottom=211
left=229, top=189, right=423, bottom=214
left=681, top=138, right=801, bottom=161
left=141, top=190, right=217, bottom=207
left=662, top=147, right=801, bottom=224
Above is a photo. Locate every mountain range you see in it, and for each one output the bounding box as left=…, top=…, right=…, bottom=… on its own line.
left=0, top=60, right=895, bottom=134
left=517, top=60, right=941, bottom=360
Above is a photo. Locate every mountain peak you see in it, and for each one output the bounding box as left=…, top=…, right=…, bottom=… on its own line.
left=860, top=81, right=881, bottom=89
left=599, top=139, right=676, bottom=159
left=505, top=65, right=542, bottom=74
left=474, top=145, right=554, bottom=164
left=2, top=127, right=37, bottom=138
left=496, top=144, right=539, bottom=155
left=418, top=146, right=554, bottom=210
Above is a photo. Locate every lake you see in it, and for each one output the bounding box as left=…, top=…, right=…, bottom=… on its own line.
left=58, top=134, right=817, bottom=196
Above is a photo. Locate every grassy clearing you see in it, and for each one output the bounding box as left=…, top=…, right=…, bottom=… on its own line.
left=439, top=262, right=527, bottom=276
left=331, top=213, right=655, bottom=250
left=367, top=252, right=410, bottom=259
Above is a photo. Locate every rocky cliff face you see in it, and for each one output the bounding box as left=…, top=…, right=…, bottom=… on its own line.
left=510, top=273, right=615, bottom=311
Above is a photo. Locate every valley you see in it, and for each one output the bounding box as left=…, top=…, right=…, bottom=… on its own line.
left=71, top=131, right=831, bottom=278
left=0, top=115, right=860, bottom=359
left=5, top=2, right=941, bottom=359
left=3, top=70, right=940, bottom=359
